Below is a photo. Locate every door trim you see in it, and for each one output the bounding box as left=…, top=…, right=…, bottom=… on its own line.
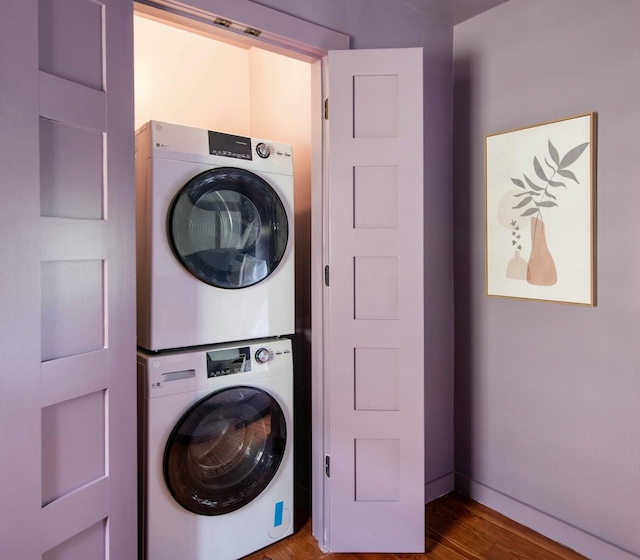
left=134, top=0, right=349, bottom=62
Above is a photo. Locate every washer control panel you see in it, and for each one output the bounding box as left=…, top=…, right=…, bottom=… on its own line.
left=206, top=341, right=290, bottom=377
left=138, top=338, right=292, bottom=397
left=207, top=345, right=251, bottom=377
left=255, top=347, right=273, bottom=363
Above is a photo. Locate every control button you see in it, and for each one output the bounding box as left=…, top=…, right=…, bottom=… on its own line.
left=256, top=142, right=271, bottom=159
left=255, top=347, right=271, bottom=364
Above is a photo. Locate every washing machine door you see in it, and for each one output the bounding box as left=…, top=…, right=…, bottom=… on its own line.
left=168, top=167, right=289, bottom=289
left=164, top=386, right=287, bottom=516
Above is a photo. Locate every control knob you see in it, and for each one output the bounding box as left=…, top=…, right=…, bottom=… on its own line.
left=255, top=347, right=271, bottom=364
left=255, top=142, right=271, bottom=159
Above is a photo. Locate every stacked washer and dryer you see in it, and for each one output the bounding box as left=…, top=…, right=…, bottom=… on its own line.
left=136, top=121, right=295, bottom=560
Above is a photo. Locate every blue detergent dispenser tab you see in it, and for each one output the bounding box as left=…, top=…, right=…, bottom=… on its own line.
left=274, top=501, right=284, bottom=527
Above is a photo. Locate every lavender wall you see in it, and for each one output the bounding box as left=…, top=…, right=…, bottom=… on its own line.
left=453, top=1, right=640, bottom=557
left=249, top=0, right=456, bottom=498
left=251, top=0, right=446, bottom=48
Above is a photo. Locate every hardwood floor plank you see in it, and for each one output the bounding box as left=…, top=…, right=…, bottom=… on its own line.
left=447, top=494, right=587, bottom=560
left=241, top=492, right=590, bottom=560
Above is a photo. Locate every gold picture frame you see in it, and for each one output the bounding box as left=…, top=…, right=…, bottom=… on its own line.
left=485, top=113, right=597, bottom=305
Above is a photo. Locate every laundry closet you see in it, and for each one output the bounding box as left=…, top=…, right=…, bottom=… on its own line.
left=133, top=9, right=315, bottom=555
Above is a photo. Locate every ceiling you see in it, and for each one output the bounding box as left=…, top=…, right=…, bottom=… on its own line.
left=396, top=0, right=510, bottom=25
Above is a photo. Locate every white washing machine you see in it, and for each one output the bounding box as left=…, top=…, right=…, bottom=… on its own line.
left=137, top=338, right=294, bottom=560
left=136, top=120, right=295, bottom=352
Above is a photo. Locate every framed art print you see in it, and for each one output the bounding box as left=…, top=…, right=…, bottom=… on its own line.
left=485, top=113, right=596, bottom=305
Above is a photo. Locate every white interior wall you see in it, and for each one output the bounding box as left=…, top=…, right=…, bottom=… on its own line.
left=133, top=15, right=251, bottom=134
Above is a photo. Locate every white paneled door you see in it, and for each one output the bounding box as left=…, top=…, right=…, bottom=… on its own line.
left=0, top=1, right=136, bottom=559
left=324, top=48, right=425, bottom=552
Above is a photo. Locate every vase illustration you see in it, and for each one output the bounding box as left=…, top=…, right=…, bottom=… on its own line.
left=506, top=250, right=527, bottom=280
left=527, top=217, right=557, bottom=286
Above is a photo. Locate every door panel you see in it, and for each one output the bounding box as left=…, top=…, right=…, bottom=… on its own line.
left=0, top=0, right=136, bottom=558
left=325, top=47, right=425, bottom=553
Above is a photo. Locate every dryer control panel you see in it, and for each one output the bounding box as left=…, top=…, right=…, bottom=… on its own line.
left=208, top=131, right=253, bottom=160
left=207, top=130, right=292, bottom=163
left=137, top=121, right=293, bottom=176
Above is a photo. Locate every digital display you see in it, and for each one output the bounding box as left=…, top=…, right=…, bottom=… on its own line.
left=208, top=131, right=253, bottom=160
left=207, top=346, right=251, bottom=377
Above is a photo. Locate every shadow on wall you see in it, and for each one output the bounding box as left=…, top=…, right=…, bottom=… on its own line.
left=293, top=205, right=312, bottom=516
left=452, top=54, right=476, bottom=482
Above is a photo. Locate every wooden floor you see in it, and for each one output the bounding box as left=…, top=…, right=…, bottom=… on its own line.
left=243, top=492, right=589, bottom=560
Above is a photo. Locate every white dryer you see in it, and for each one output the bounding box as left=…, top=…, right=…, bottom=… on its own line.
left=136, top=120, right=295, bottom=352
left=137, top=338, right=294, bottom=560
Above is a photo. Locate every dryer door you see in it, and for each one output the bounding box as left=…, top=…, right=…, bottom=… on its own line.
left=164, top=386, right=287, bottom=516
left=168, top=167, right=289, bottom=289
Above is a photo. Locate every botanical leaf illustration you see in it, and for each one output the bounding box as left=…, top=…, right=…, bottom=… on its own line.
left=511, top=137, right=589, bottom=222
left=557, top=169, right=579, bottom=183
left=548, top=179, right=566, bottom=188
left=544, top=158, right=556, bottom=172
left=559, top=142, right=589, bottom=169
left=548, top=140, right=560, bottom=166
left=524, top=174, right=544, bottom=191
left=521, top=207, right=539, bottom=217
left=513, top=196, right=532, bottom=209
left=533, top=157, right=548, bottom=182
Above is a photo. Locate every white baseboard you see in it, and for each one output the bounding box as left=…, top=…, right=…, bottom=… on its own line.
left=425, top=472, right=455, bottom=504
left=456, top=474, right=640, bottom=560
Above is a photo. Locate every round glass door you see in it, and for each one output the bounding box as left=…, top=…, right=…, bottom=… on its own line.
left=164, top=386, right=287, bottom=516
left=168, top=167, right=289, bottom=289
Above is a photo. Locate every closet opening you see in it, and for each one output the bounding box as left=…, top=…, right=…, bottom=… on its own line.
left=133, top=3, right=316, bottom=513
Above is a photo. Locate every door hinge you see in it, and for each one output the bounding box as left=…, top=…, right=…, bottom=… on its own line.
left=325, top=455, right=330, bottom=478
left=324, top=98, right=329, bottom=120
left=213, top=17, right=232, bottom=27
left=324, top=265, right=330, bottom=286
